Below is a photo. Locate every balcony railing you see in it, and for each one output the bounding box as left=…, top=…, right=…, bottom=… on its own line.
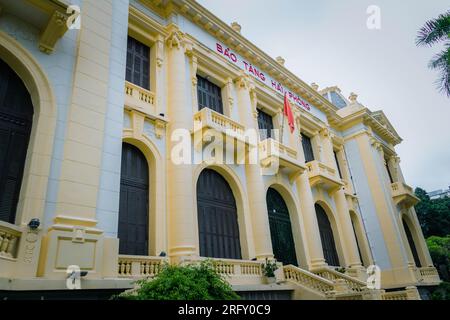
left=313, top=267, right=367, bottom=293
left=259, top=138, right=306, bottom=182
left=416, top=266, right=440, bottom=285
left=390, top=182, right=419, bottom=208
left=124, top=81, right=156, bottom=116
left=0, top=222, right=21, bottom=261
left=193, top=108, right=251, bottom=151
left=306, top=160, right=343, bottom=194
left=381, top=291, right=409, bottom=300
left=211, top=259, right=263, bottom=277
left=117, top=255, right=167, bottom=278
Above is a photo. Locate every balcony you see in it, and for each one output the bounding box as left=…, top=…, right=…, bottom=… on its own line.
left=416, top=266, right=441, bottom=286
left=306, top=161, right=343, bottom=194
left=117, top=255, right=167, bottom=278
left=259, top=138, right=306, bottom=182
left=124, top=81, right=156, bottom=117
left=390, top=182, right=419, bottom=208
left=193, top=108, right=252, bottom=152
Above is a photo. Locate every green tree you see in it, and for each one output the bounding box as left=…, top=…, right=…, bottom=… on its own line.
left=116, top=261, right=240, bottom=300
left=427, top=236, right=450, bottom=300
left=416, top=11, right=450, bottom=97
left=414, top=187, right=450, bottom=238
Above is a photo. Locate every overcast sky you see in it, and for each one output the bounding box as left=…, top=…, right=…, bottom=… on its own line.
left=197, top=0, right=450, bottom=192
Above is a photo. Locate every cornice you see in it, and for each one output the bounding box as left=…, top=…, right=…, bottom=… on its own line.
left=146, top=0, right=340, bottom=123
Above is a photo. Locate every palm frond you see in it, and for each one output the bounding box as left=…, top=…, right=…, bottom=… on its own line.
left=429, top=45, right=450, bottom=96
left=416, top=11, right=450, bottom=47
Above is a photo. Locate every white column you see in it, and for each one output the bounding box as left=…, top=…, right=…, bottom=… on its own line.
left=166, top=26, right=196, bottom=259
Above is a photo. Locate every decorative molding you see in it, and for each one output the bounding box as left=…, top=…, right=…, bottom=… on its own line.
left=166, top=25, right=186, bottom=50
left=39, top=10, right=69, bottom=54
left=154, top=119, right=166, bottom=139
left=155, top=35, right=164, bottom=67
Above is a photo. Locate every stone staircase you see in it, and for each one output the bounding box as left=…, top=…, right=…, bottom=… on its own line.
left=283, top=265, right=420, bottom=300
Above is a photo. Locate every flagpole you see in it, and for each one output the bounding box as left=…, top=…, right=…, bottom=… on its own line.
left=280, top=106, right=285, bottom=145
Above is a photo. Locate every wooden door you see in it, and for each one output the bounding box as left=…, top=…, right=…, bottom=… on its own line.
left=403, top=218, right=421, bottom=267
left=315, top=204, right=340, bottom=266
left=118, top=143, right=149, bottom=255
left=257, top=110, right=274, bottom=140
left=0, top=59, right=33, bottom=224
left=197, top=169, right=241, bottom=259
left=266, top=188, right=298, bottom=266
left=197, top=76, right=223, bottom=114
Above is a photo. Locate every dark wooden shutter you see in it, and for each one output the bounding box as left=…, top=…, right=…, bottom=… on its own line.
left=257, top=109, right=274, bottom=140
left=0, top=59, right=33, bottom=224
left=126, top=36, right=150, bottom=90
left=385, top=162, right=394, bottom=183
left=315, top=204, right=340, bottom=266
left=351, top=218, right=364, bottom=266
left=403, top=219, right=421, bottom=267
left=197, top=75, right=223, bottom=114
left=118, top=143, right=149, bottom=255
left=301, top=133, right=315, bottom=163
left=197, top=169, right=241, bottom=259
left=334, top=151, right=342, bottom=178
left=266, top=188, right=298, bottom=266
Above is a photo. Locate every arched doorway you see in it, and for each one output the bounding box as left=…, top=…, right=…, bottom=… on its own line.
left=197, top=169, right=241, bottom=259
left=315, top=204, right=340, bottom=266
left=0, top=58, right=33, bottom=224
left=118, top=143, right=149, bottom=255
left=266, top=187, right=298, bottom=266
left=402, top=217, right=421, bottom=267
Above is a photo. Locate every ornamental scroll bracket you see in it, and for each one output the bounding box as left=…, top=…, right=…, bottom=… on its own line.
left=39, top=10, right=69, bottom=54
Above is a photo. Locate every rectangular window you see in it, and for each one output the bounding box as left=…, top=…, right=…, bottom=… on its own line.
left=334, top=151, right=343, bottom=179
left=126, top=36, right=150, bottom=90
left=197, top=75, right=223, bottom=114
left=257, top=109, right=274, bottom=140
left=301, top=133, right=315, bottom=163
left=385, top=161, right=394, bottom=183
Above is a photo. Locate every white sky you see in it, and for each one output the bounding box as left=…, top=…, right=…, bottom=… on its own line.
left=197, top=0, right=450, bottom=192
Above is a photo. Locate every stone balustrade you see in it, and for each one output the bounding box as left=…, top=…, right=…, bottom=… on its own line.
left=390, top=182, right=419, bottom=207
left=0, top=222, right=21, bottom=260
left=193, top=107, right=246, bottom=140
left=124, top=81, right=156, bottom=116
left=211, top=258, right=263, bottom=276
left=118, top=255, right=167, bottom=278
left=259, top=138, right=306, bottom=182
left=381, top=290, right=409, bottom=300
left=417, top=266, right=441, bottom=284
left=283, top=265, right=335, bottom=295
left=306, top=160, right=343, bottom=194
left=313, top=267, right=367, bottom=293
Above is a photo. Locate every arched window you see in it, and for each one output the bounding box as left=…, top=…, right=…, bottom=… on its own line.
left=402, top=218, right=421, bottom=267
left=197, top=169, right=241, bottom=259
left=0, top=58, right=34, bottom=224
left=118, top=143, right=149, bottom=255
left=315, top=204, right=340, bottom=266
left=266, top=187, right=298, bottom=266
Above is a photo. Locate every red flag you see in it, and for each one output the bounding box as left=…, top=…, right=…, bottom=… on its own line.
left=284, top=93, right=295, bottom=133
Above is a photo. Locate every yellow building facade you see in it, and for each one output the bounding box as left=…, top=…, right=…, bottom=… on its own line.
left=0, top=0, right=440, bottom=300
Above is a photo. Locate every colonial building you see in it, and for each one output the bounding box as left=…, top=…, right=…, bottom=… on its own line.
left=0, top=0, right=440, bottom=299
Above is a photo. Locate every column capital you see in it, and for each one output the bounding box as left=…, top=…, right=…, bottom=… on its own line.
left=166, top=25, right=193, bottom=54
left=319, top=127, right=330, bottom=138
left=234, top=73, right=254, bottom=92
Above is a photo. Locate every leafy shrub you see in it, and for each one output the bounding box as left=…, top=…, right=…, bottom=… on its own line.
left=426, top=235, right=450, bottom=281
left=117, top=260, right=240, bottom=300
left=262, top=258, right=278, bottom=278
left=431, top=282, right=450, bottom=300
